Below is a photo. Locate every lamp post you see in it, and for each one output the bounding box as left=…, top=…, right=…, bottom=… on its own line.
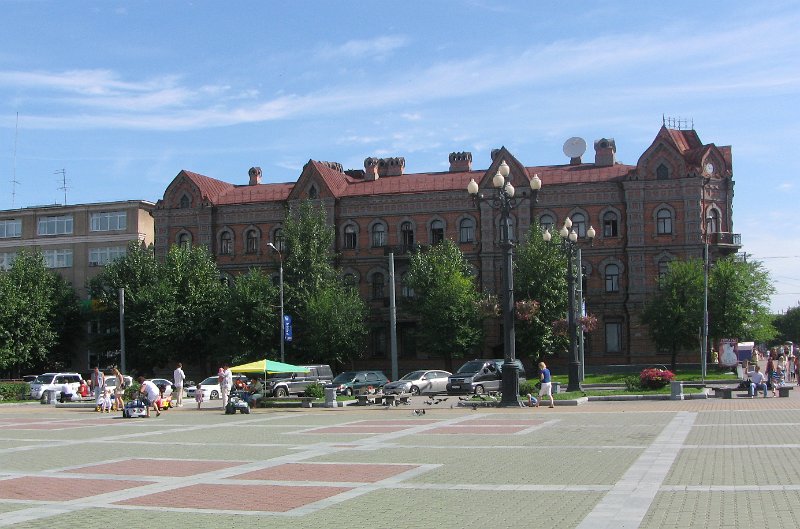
left=701, top=215, right=712, bottom=381
left=267, top=242, right=285, bottom=363
left=467, top=160, right=541, bottom=406
left=543, top=217, right=595, bottom=392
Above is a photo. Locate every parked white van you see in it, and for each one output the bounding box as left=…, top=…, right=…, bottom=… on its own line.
left=29, top=372, right=82, bottom=399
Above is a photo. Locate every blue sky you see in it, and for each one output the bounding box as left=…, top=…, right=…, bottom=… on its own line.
left=1, top=1, right=799, bottom=312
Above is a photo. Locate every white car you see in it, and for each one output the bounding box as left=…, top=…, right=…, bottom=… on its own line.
left=104, top=375, right=134, bottom=393
left=149, top=378, right=175, bottom=397
left=187, top=375, right=248, bottom=400
left=30, top=373, right=82, bottom=399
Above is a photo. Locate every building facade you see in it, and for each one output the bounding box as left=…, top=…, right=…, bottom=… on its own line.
left=0, top=201, right=155, bottom=370
left=154, top=126, right=740, bottom=370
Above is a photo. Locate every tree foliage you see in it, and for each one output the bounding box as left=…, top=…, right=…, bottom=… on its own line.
left=774, top=304, right=800, bottom=345
left=302, top=282, right=369, bottom=369
left=406, top=240, right=483, bottom=371
left=0, top=249, right=83, bottom=374
left=221, top=268, right=279, bottom=364
left=514, top=223, right=570, bottom=359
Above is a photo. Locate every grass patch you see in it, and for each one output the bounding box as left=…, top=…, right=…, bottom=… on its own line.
left=553, top=386, right=704, bottom=400
left=551, top=368, right=738, bottom=385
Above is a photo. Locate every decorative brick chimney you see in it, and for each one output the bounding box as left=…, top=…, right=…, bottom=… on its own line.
left=378, top=157, right=405, bottom=177
left=449, top=152, right=472, bottom=172
left=364, top=157, right=380, bottom=181
left=248, top=166, right=262, bottom=185
left=594, top=138, right=617, bottom=167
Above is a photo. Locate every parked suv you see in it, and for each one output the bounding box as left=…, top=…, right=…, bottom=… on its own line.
left=327, top=370, right=389, bottom=396
left=29, top=372, right=82, bottom=399
left=446, top=359, right=526, bottom=395
left=264, top=365, right=333, bottom=397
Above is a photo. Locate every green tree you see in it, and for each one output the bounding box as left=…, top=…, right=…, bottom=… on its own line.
left=774, top=304, right=800, bottom=344
left=708, top=256, right=776, bottom=345
left=641, top=259, right=704, bottom=370
left=0, top=249, right=82, bottom=373
left=406, top=240, right=483, bottom=371
left=514, top=223, right=569, bottom=359
left=303, top=281, right=369, bottom=369
left=222, top=268, right=279, bottom=363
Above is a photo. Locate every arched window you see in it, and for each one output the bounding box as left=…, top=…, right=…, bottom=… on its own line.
left=539, top=214, right=555, bottom=232
left=707, top=210, right=720, bottom=234
left=372, top=223, right=386, bottom=247
left=308, top=185, right=318, bottom=199
left=401, top=222, right=414, bottom=249
left=401, top=272, right=414, bottom=298
left=180, top=195, right=191, bottom=209
left=656, top=163, right=669, bottom=180
left=603, top=211, right=618, bottom=237
left=245, top=229, right=258, bottom=254
left=431, top=220, right=444, bottom=245
left=459, top=218, right=475, bottom=243
left=344, top=224, right=357, bottom=249
left=273, top=228, right=285, bottom=252
left=178, top=232, right=191, bottom=249
left=343, top=273, right=356, bottom=290
left=656, top=209, right=673, bottom=235
left=372, top=272, right=385, bottom=299
left=220, top=231, right=233, bottom=255
left=658, top=259, right=671, bottom=280
left=605, top=264, right=620, bottom=292
left=571, top=213, right=587, bottom=237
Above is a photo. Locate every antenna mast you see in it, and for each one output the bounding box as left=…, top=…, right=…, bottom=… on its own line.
left=55, top=168, right=68, bottom=205
left=11, top=112, right=20, bottom=208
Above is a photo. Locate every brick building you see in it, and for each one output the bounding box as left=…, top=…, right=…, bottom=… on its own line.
left=153, top=126, right=740, bottom=370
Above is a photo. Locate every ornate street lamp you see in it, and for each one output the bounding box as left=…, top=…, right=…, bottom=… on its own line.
left=543, top=218, right=595, bottom=392
left=467, top=160, right=541, bottom=406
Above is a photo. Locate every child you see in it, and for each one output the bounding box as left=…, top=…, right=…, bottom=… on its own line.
left=100, top=388, right=112, bottom=413
left=195, top=385, right=204, bottom=409
left=527, top=393, right=539, bottom=408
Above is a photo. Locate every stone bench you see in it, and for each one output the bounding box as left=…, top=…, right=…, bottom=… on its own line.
left=381, top=393, right=412, bottom=406
left=260, top=396, right=315, bottom=408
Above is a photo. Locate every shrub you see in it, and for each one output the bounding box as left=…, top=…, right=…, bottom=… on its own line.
left=622, top=375, right=641, bottom=391
left=639, top=368, right=675, bottom=390
left=519, top=381, right=537, bottom=396
left=0, top=382, right=29, bottom=401
left=124, top=382, right=141, bottom=401
left=304, top=382, right=325, bottom=399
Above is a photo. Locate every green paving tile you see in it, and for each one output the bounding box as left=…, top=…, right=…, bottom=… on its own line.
left=555, top=411, right=676, bottom=426
left=641, top=491, right=800, bottom=529
left=0, top=504, right=29, bottom=514
left=686, top=424, right=800, bottom=445
left=666, top=447, right=800, bottom=486
left=695, top=409, right=800, bottom=425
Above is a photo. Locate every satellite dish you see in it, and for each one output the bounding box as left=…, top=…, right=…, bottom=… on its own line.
left=563, top=137, right=587, bottom=159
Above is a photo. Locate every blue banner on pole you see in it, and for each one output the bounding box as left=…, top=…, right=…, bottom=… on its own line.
left=283, top=314, right=293, bottom=342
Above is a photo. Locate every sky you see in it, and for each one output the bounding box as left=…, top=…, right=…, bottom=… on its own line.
left=1, top=1, right=799, bottom=313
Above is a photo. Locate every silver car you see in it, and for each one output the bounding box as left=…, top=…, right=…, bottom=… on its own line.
left=382, top=370, right=451, bottom=396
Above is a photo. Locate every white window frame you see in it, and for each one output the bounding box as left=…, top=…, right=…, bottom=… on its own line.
left=0, top=219, right=21, bottom=238
left=90, top=211, right=127, bottom=232
left=89, top=246, right=126, bottom=266
left=0, top=252, right=17, bottom=270
left=43, top=249, right=73, bottom=268
left=37, top=215, right=73, bottom=236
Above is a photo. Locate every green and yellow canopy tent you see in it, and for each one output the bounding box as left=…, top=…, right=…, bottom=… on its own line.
left=230, top=359, right=310, bottom=378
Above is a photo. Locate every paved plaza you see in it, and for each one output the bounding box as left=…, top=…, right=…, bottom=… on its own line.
left=1, top=394, right=800, bottom=529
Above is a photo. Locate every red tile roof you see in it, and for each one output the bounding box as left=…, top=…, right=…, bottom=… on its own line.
left=180, top=170, right=234, bottom=202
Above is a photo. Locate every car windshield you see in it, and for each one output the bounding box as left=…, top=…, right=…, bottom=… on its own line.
left=33, top=374, right=55, bottom=384
left=332, top=372, right=356, bottom=383
left=400, top=371, right=426, bottom=381
left=200, top=377, right=218, bottom=385
left=457, top=361, right=487, bottom=374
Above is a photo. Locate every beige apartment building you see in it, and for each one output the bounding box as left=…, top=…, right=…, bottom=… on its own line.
left=0, top=200, right=155, bottom=299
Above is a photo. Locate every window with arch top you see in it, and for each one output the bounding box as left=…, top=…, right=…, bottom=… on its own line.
left=459, top=218, right=475, bottom=243
left=401, top=222, right=414, bottom=249
left=431, top=220, right=444, bottom=245
left=571, top=212, right=587, bottom=237
left=220, top=231, right=233, bottom=255
left=605, top=264, right=620, bottom=292
left=603, top=211, right=618, bottom=237
left=245, top=229, right=258, bottom=254
left=656, top=208, right=673, bottom=235
left=372, top=272, right=385, bottom=299
left=344, top=224, right=357, bottom=249
left=372, top=223, right=386, bottom=247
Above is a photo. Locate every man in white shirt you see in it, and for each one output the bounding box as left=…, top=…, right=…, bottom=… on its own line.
left=138, top=377, right=161, bottom=417
left=173, top=362, right=186, bottom=407
left=91, top=367, right=105, bottom=402
left=58, top=382, right=76, bottom=403
left=749, top=365, right=768, bottom=398
left=220, top=363, right=233, bottom=408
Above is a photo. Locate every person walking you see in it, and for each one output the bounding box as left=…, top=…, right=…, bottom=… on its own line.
left=173, top=362, right=186, bottom=407
left=538, top=361, right=554, bottom=408
left=112, top=367, right=125, bottom=411
left=220, top=363, right=233, bottom=409
left=138, top=376, right=161, bottom=417
left=91, top=367, right=105, bottom=411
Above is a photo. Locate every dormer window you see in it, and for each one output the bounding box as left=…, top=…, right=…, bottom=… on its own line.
left=656, top=164, right=669, bottom=180
left=180, top=195, right=191, bottom=209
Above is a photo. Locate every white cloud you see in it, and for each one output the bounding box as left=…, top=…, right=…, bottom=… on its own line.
left=314, top=36, right=409, bottom=61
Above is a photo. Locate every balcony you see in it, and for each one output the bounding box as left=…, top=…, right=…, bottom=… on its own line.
left=708, top=232, right=742, bottom=254
left=383, top=244, right=429, bottom=256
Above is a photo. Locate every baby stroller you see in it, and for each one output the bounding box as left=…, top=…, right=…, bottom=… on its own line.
left=225, top=388, right=250, bottom=414
left=122, top=398, right=148, bottom=418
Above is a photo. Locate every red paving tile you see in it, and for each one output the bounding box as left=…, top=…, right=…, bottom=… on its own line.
left=68, top=459, right=241, bottom=477
left=116, top=483, right=352, bottom=512
left=427, top=425, right=528, bottom=434
left=0, top=476, right=150, bottom=501
left=231, top=463, right=418, bottom=483
left=356, top=420, right=438, bottom=426
left=309, top=425, right=409, bottom=434
left=457, top=418, right=544, bottom=426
